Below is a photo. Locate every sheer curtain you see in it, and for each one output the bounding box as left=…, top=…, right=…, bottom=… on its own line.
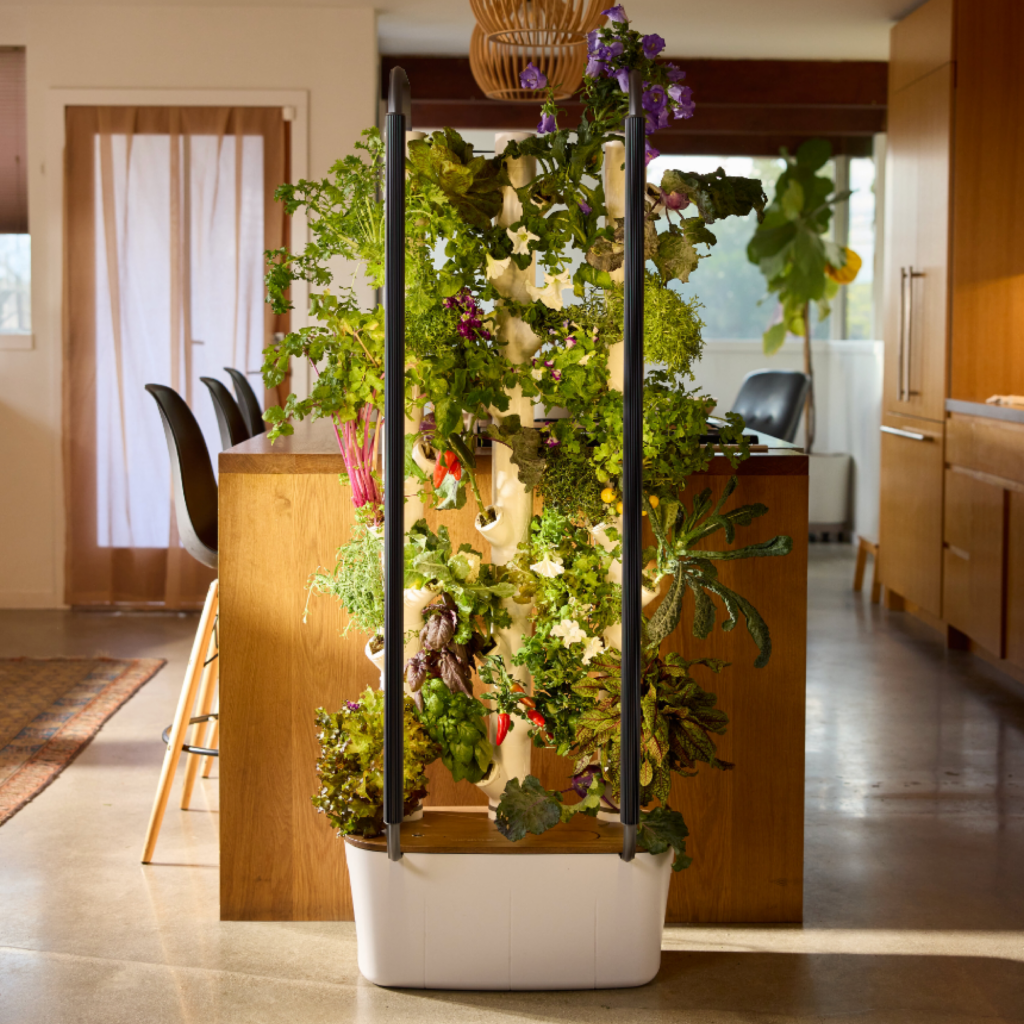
left=64, top=107, right=287, bottom=607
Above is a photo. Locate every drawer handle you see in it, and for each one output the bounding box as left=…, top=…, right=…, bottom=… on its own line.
left=880, top=425, right=932, bottom=442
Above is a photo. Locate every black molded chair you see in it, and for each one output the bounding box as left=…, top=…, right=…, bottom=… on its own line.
left=225, top=367, right=266, bottom=437
left=200, top=376, right=249, bottom=450
left=142, top=384, right=221, bottom=863
left=729, top=369, right=810, bottom=444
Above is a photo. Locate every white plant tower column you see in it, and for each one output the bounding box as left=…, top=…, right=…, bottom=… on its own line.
left=476, top=131, right=541, bottom=812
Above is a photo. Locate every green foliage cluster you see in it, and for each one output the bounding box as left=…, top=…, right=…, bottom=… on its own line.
left=494, top=775, right=692, bottom=871
left=282, top=8, right=797, bottom=866
left=505, top=509, right=620, bottom=753
left=306, top=508, right=384, bottom=636
left=418, top=678, right=493, bottom=784
left=405, top=520, right=513, bottom=640
left=312, top=688, right=439, bottom=837
left=643, top=477, right=793, bottom=662
left=746, top=138, right=848, bottom=354
left=574, top=651, right=732, bottom=804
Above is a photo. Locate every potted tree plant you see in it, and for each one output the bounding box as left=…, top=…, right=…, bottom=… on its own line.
left=747, top=139, right=862, bottom=534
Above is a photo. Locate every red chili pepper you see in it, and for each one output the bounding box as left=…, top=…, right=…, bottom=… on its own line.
left=495, top=712, right=510, bottom=746
left=432, top=449, right=463, bottom=489
left=527, top=709, right=545, bottom=729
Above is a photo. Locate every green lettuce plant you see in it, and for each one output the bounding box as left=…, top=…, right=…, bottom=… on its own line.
left=312, top=688, right=439, bottom=837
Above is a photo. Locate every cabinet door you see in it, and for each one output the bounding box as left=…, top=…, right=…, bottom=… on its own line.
left=882, top=65, right=952, bottom=423
left=878, top=416, right=944, bottom=615
left=943, top=468, right=1006, bottom=657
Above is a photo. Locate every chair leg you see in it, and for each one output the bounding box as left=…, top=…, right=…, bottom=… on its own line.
left=853, top=539, right=868, bottom=592
left=141, top=580, right=219, bottom=864
left=179, top=625, right=219, bottom=810
left=202, top=712, right=219, bottom=779
left=870, top=549, right=882, bottom=605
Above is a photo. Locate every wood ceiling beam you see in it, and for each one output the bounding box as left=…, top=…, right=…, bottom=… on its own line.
left=381, top=55, right=887, bottom=156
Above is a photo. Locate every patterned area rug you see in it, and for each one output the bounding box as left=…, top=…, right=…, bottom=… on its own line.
left=0, top=657, right=165, bottom=825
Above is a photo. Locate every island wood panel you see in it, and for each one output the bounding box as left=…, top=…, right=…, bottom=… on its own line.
left=219, top=419, right=807, bottom=922
left=1008, top=494, right=1024, bottom=672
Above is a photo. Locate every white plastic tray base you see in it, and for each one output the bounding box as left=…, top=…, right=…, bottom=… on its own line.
left=346, top=845, right=673, bottom=990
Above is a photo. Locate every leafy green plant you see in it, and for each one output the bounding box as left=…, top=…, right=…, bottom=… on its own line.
left=306, top=508, right=384, bottom=636
left=746, top=138, right=860, bottom=450
left=312, top=688, right=439, bottom=838
left=642, top=476, right=793, bottom=664
left=494, top=775, right=692, bottom=871
left=405, top=520, right=513, bottom=639
left=572, top=651, right=732, bottom=803
left=418, top=677, right=493, bottom=784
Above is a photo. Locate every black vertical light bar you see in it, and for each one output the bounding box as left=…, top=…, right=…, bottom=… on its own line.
left=620, top=69, right=645, bottom=863
left=384, top=66, right=410, bottom=863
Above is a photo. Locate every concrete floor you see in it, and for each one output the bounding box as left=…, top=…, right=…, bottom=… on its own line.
left=0, top=546, right=1022, bottom=1023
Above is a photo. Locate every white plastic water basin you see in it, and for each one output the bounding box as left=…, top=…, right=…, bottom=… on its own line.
left=345, top=821, right=672, bottom=990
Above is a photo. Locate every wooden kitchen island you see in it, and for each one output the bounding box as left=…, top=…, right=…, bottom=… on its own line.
left=218, top=419, right=808, bottom=923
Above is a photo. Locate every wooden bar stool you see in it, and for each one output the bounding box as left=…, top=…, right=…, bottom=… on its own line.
left=853, top=536, right=881, bottom=604
left=141, top=384, right=222, bottom=863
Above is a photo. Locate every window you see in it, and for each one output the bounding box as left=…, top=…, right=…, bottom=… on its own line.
left=647, top=152, right=876, bottom=342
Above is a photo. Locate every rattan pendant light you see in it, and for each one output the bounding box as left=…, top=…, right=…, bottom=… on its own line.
left=469, top=0, right=606, bottom=102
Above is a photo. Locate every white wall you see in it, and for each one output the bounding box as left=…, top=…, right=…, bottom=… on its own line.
left=0, top=4, right=378, bottom=607
left=694, top=338, right=884, bottom=542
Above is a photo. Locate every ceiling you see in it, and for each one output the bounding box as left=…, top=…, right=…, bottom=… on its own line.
left=377, top=0, right=917, bottom=60
left=47, top=0, right=919, bottom=60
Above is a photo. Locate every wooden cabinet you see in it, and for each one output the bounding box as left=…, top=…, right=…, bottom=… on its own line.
left=881, top=60, right=952, bottom=422
left=889, top=0, right=953, bottom=93
left=878, top=415, right=944, bottom=617
left=879, top=0, right=1024, bottom=686
left=950, top=0, right=1024, bottom=402
left=878, top=0, right=954, bottom=616
left=945, top=412, right=1024, bottom=675
left=943, top=467, right=1005, bottom=657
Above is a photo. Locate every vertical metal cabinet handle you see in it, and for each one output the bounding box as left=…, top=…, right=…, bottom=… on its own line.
left=898, top=267, right=907, bottom=400
left=880, top=424, right=933, bottom=442
left=903, top=266, right=926, bottom=400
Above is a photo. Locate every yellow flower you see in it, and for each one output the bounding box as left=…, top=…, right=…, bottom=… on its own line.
left=825, top=247, right=862, bottom=285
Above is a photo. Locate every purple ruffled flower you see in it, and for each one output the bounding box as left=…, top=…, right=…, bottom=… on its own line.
left=664, top=63, right=686, bottom=83
left=546, top=436, right=561, bottom=447
left=520, top=62, right=547, bottom=90
left=642, top=85, right=667, bottom=114
left=345, top=701, right=361, bottom=712
left=566, top=336, right=577, bottom=347
left=602, top=4, right=628, bottom=22
left=669, top=84, right=695, bottom=119
left=645, top=140, right=660, bottom=165
left=615, top=67, right=630, bottom=92
left=537, top=111, right=556, bottom=134
left=600, top=40, right=624, bottom=59
left=646, top=106, right=670, bottom=133
left=642, top=33, right=666, bottom=59
left=578, top=199, right=592, bottom=215
left=586, top=28, right=601, bottom=53
left=585, top=55, right=605, bottom=77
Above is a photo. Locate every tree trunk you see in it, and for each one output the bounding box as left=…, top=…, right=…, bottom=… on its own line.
left=803, top=300, right=815, bottom=453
